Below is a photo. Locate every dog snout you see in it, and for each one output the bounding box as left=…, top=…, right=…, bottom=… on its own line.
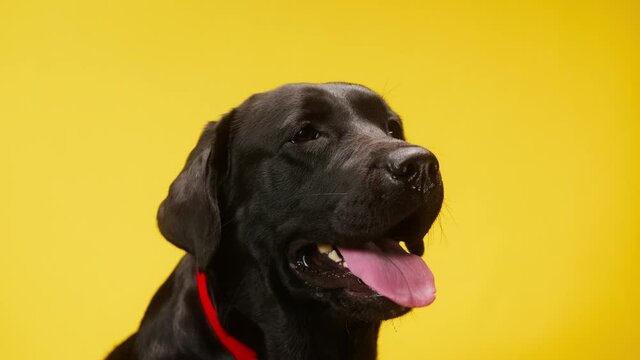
left=386, top=146, right=440, bottom=192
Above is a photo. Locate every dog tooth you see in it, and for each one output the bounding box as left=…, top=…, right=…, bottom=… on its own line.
left=327, top=250, right=342, bottom=263
left=342, top=261, right=348, bottom=268
left=317, top=243, right=333, bottom=254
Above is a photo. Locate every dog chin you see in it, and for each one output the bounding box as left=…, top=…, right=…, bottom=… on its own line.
left=330, top=290, right=412, bottom=321
left=288, top=267, right=412, bottom=321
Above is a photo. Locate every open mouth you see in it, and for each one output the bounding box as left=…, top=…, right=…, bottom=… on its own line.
left=289, top=238, right=436, bottom=309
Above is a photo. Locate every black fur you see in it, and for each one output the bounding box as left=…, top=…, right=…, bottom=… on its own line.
left=107, top=83, right=443, bottom=360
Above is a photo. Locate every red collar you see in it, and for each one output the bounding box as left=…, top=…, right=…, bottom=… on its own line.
left=195, top=270, right=257, bottom=360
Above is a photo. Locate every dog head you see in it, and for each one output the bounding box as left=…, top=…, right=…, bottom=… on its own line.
left=157, top=83, right=443, bottom=321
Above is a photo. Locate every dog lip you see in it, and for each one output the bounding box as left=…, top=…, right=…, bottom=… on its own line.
left=287, top=238, right=421, bottom=289
left=286, top=202, right=434, bottom=296
left=287, top=241, right=374, bottom=293
left=287, top=237, right=435, bottom=313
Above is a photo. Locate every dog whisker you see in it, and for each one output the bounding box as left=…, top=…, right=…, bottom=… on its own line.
left=305, top=192, right=349, bottom=196
left=390, top=319, right=398, bottom=333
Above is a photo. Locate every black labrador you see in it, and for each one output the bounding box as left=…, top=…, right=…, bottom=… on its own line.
left=107, top=83, right=443, bottom=360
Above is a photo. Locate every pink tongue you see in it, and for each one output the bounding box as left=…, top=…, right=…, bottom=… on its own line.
left=337, top=240, right=435, bottom=308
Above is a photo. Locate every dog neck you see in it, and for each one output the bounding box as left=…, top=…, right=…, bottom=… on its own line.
left=135, top=255, right=381, bottom=360
left=204, top=249, right=382, bottom=360
left=195, top=270, right=257, bottom=359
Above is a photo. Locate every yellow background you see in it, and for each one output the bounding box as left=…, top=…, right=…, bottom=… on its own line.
left=1, top=0, right=638, bottom=359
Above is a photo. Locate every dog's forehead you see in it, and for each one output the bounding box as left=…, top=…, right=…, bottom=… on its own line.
left=235, top=83, right=396, bottom=136
left=290, top=83, right=394, bottom=122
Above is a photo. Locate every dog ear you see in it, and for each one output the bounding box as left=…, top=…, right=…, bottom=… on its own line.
left=157, top=112, right=233, bottom=270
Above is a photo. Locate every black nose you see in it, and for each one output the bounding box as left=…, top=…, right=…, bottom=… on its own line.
left=386, top=146, right=440, bottom=192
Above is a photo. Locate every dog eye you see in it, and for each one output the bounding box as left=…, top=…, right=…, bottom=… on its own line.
left=387, top=121, right=403, bottom=139
left=290, top=125, right=321, bottom=144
